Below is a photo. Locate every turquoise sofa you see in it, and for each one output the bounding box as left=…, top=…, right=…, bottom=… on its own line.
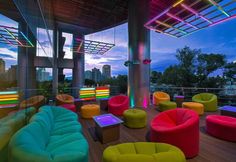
left=192, top=93, right=218, bottom=112
left=8, top=106, right=88, bottom=162
left=0, top=107, right=36, bottom=162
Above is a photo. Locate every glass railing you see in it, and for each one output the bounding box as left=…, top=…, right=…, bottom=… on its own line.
left=151, top=86, right=236, bottom=106
left=1, top=86, right=235, bottom=111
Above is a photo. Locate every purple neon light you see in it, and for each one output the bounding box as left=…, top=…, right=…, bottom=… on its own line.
left=181, top=4, right=212, bottom=24
left=144, top=7, right=170, bottom=27
left=210, top=15, right=236, bottom=27
left=167, top=13, right=199, bottom=29
left=219, top=106, right=236, bottom=112
left=93, top=114, right=123, bottom=127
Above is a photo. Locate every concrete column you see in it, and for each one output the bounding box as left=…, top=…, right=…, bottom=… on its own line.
left=52, top=27, right=59, bottom=96
left=18, top=22, right=36, bottom=99
left=72, top=34, right=84, bottom=97
left=128, top=0, right=150, bottom=108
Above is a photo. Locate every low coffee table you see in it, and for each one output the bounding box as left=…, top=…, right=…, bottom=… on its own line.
left=219, top=106, right=236, bottom=118
left=175, top=95, right=184, bottom=107
left=93, top=114, right=123, bottom=144
left=99, top=98, right=109, bottom=110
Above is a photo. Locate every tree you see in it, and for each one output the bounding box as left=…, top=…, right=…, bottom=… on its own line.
left=197, top=53, right=226, bottom=87
left=224, top=62, right=236, bottom=81
left=161, top=65, right=181, bottom=86
left=175, top=46, right=200, bottom=87
left=150, top=71, right=162, bottom=84
left=84, top=79, right=95, bottom=86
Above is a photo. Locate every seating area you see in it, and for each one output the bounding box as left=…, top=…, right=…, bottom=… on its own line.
left=0, top=91, right=236, bottom=162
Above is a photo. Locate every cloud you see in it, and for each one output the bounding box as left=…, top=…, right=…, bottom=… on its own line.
left=0, top=48, right=17, bottom=60
left=0, top=53, right=14, bottom=59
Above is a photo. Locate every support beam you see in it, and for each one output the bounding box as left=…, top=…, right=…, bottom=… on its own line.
left=52, top=27, right=59, bottom=97
left=72, top=34, right=85, bottom=97
left=18, top=22, right=36, bottom=99
left=128, top=0, right=150, bottom=108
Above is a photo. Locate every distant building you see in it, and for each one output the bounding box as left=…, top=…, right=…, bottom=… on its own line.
left=0, top=58, right=5, bottom=74
left=37, top=68, right=50, bottom=82
left=7, top=65, right=17, bottom=82
left=92, top=68, right=102, bottom=82
left=85, top=70, right=92, bottom=80
left=102, top=65, right=111, bottom=79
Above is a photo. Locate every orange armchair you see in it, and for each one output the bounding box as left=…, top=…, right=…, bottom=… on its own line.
left=153, top=91, right=170, bottom=105
left=20, top=95, right=45, bottom=110
left=56, top=94, right=74, bottom=106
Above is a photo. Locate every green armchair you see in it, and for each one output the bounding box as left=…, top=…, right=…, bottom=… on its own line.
left=192, top=93, right=218, bottom=112
left=103, top=142, right=186, bottom=162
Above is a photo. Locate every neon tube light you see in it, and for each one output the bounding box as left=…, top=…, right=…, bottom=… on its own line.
left=207, top=0, right=230, bottom=17
left=167, top=13, right=199, bottom=29
left=20, top=32, right=34, bottom=47
left=0, top=91, right=18, bottom=95
left=0, top=34, right=15, bottom=46
left=155, top=29, right=178, bottom=38
left=181, top=4, right=213, bottom=24
left=144, top=8, right=170, bottom=26
left=156, top=20, right=187, bottom=34
left=4, top=28, right=24, bottom=46
left=209, top=14, right=236, bottom=27
left=173, top=0, right=184, bottom=7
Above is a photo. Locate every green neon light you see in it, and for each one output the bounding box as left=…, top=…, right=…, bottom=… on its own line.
left=20, top=32, right=34, bottom=47
left=0, top=91, right=18, bottom=95
left=4, top=28, right=24, bottom=46
left=80, top=88, right=95, bottom=91
left=208, top=0, right=230, bottom=17
left=0, top=100, right=18, bottom=105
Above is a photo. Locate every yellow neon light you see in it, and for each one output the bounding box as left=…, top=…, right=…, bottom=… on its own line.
left=156, top=20, right=187, bottom=34
left=173, top=0, right=184, bottom=7
left=0, top=95, right=19, bottom=99
left=0, top=98, right=18, bottom=101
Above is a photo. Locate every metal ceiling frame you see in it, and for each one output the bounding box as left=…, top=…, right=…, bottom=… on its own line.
left=145, top=0, right=236, bottom=38
left=72, top=38, right=115, bottom=55
left=0, top=25, right=34, bottom=47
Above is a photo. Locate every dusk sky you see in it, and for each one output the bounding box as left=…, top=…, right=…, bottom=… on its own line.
left=0, top=13, right=236, bottom=76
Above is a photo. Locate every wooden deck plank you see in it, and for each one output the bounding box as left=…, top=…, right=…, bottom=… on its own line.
left=79, top=107, right=236, bottom=162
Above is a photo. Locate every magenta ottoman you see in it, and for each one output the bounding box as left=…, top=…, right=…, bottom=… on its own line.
left=206, top=115, right=236, bottom=142
left=60, top=104, right=77, bottom=113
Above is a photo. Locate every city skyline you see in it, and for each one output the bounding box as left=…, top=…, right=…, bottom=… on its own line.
left=0, top=13, right=236, bottom=76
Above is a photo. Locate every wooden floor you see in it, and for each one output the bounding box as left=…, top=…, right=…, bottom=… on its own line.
left=78, top=107, right=236, bottom=162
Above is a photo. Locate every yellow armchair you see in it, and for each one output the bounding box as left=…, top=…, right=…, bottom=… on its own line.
left=56, top=94, right=74, bottom=106
left=20, top=95, right=45, bottom=110
left=153, top=91, right=170, bottom=105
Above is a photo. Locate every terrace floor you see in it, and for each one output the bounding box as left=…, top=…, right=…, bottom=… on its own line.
left=79, top=106, right=236, bottom=162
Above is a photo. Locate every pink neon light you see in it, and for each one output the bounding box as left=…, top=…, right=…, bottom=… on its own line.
left=142, top=96, right=148, bottom=109
left=144, top=7, right=170, bottom=26
left=210, top=15, right=236, bottom=27
left=0, top=25, right=17, bottom=30
left=167, top=13, right=199, bottom=29
left=0, top=35, right=15, bottom=46
left=181, top=4, right=212, bottom=24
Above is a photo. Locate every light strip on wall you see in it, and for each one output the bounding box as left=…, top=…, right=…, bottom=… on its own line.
left=207, top=0, right=230, bottom=17
left=167, top=13, right=199, bottom=29
left=156, top=20, right=187, bottom=34
left=181, top=4, right=213, bottom=24
left=4, top=28, right=24, bottom=46
left=20, top=31, right=34, bottom=47
left=0, top=91, right=18, bottom=95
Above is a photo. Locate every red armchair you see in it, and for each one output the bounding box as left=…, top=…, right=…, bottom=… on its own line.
left=150, top=108, right=199, bottom=158
left=108, top=95, right=129, bottom=116
left=206, top=115, right=236, bottom=142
